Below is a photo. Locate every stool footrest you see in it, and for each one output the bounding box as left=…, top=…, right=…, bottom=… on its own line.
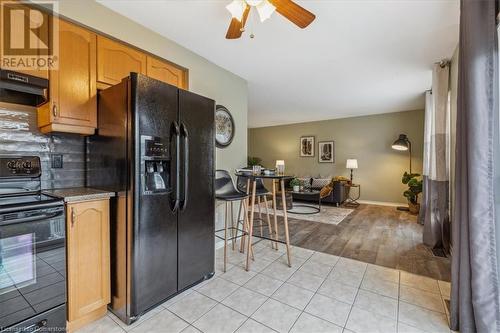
left=215, top=227, right=247, bottom=242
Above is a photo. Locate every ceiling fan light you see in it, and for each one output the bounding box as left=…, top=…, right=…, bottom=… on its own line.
left=226, top=0, right=246, bottom=21
left=256, top=0, right=276, bottom=22
left=246, top=0, right=264, bottom=6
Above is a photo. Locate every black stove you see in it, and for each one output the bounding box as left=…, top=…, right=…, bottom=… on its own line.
left=0, top=194, right=61, bottom=211
left=0, top=156, right=66, bottom=332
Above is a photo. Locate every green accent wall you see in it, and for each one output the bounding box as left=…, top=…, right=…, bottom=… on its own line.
left=248, top=110, right=425, bottom=204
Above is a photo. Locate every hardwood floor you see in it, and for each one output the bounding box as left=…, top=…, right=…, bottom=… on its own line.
left=267, top=204, right=451, bottom=281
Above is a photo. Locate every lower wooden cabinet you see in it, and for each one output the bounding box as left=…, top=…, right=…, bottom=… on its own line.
left=66, top=199, right=110, bottom=332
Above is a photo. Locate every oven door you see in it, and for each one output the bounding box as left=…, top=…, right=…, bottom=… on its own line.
left=0, top=204, right=66, bottom=330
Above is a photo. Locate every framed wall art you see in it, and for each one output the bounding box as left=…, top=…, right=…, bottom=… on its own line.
left=300, top=136, right=315, bottom=157
left=318, top=141, right=335, bottom=163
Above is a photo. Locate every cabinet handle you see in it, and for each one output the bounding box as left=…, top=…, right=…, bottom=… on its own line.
left=52, top=104, right=58, bottom=117
left=71, top=208, right=76, bottom=227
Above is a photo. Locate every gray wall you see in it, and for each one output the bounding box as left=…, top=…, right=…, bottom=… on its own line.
left=0, top=103, right=85, bottom=189
left=249, top=110, right=425, bottom=204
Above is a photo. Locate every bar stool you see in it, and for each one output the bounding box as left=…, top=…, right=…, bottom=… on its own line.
left=215, top=170, right=251, bottom=272
left=236, top=176, right=276, bottom=250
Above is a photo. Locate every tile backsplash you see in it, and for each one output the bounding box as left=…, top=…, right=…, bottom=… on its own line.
left=0, top=104, right=85, bottom=189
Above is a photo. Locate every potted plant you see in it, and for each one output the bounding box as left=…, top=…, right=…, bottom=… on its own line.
left=402, top=172, right=423, bottom=214
left=247, top=156, right=262, bottom=167
left=290, top=178, right=301, bottom=192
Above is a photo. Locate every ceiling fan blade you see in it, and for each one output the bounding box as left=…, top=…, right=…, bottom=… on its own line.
left=225, top=4, right=251, bottom=39
left=268, top=0, right=316, bottom=28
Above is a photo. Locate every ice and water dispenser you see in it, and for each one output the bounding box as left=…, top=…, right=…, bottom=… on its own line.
left=140, top=136, right=171, bottom=195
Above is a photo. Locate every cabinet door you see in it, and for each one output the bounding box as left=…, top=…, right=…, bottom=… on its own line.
left=67, top=199, right=110, bottom=322
left=49, top=19, right=97, bottom=129
left=0, top=2, right=49, bottom=79
left=146, top=56, right=187, bottom=89
left=97, top=36, right=146, bottom=85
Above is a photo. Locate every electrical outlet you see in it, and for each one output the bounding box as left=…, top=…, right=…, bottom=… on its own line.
left=51, top=154, right=63, bottom=169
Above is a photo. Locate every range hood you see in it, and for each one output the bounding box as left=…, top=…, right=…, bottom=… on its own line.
left=0, top=70, right=48, bottom=107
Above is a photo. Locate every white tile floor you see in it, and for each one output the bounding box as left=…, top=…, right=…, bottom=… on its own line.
left=76, top=241, right=453, bottom=333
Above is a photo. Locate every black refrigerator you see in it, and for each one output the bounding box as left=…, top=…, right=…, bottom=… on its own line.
left=87, top=73, right=215, bottom=324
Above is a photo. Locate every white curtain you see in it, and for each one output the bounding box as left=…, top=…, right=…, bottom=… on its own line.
left=419, top=63, right=451, bottom=251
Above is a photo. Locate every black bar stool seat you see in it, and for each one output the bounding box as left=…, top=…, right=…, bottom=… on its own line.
left=215, top=170, right=252, bottom=272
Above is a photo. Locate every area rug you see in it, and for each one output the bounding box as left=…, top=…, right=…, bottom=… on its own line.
left=271, top=204, right=354, bottom=225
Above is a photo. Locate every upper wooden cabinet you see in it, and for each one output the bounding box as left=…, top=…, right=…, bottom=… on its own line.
left=97, top=36, right=146, bottom=86
left=38, top=19, right=97, bottom=135
left=146, top=56, right=188, bottom=89
left=66, top=199, right=110, bottom=332
left=0, top=2, right=49, bottom=79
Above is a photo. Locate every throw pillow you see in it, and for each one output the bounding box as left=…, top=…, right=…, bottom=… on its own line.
left=311, top=178, right=331, bottom=190
left=320, top=184, right=333, bottom=199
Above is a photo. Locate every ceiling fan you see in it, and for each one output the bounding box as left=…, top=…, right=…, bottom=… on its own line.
left=225, top=0, right=316, bottom=39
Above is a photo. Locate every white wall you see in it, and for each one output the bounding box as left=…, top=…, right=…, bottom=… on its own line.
left=53, top=0, right=248, bottom=241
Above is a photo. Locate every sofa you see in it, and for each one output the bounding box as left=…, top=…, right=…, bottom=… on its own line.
left=287, top=177, right=348, bottom=206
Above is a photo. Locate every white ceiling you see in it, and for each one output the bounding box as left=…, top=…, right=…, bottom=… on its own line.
left=98, top=0, right=459, bottom=128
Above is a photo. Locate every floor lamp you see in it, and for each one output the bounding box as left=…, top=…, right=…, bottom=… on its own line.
left=392, top=134, right=412, bottom=211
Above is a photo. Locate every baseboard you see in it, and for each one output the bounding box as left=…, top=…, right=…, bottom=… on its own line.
left=67, top=305, right=107, bottom=333
left=357, top=200, right=408, bottom=207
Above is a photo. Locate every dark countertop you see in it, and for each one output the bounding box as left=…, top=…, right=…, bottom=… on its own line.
left=43, top=187, right=115, bottom=203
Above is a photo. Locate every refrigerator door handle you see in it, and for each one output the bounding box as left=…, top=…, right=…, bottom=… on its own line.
left=180, top=122, right=189, bottom=212
left=171, top=121, right=181, bottom=212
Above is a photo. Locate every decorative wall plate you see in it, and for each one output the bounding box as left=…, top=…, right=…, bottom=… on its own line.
left=215, top=105, right=235, bottom=148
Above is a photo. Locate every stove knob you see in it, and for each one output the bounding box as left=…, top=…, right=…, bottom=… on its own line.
left=23, top=161, right=32, bottom=169
left=7, top=160, right=16, bottom=169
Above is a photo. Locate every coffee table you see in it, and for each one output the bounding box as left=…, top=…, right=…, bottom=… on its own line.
left=288, top=189, right=321, bottom=214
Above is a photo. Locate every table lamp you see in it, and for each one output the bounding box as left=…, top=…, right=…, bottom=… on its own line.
left=346, top=159, right=358, bottom=183
left=275, top=160, right=285, bottom=174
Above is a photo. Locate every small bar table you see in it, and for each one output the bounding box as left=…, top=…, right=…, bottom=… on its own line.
left=234, top=172, right=294, bottom=271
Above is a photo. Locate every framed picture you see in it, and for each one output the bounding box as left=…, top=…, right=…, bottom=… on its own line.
left=300, top=136, right=315, bottom=157
left=318, top=141, right=335, bottom=163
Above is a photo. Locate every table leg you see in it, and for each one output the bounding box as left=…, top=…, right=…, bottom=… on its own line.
left=240, top=178, right=251, bottom=253
left=223, top=202, right=228, bottom=273
left=246, top=180, right=257, bottom=271
left=230, top=201, right=235, bottom=250
left=242, top=200, right=254, bottom=260
left=257, top=196, right=263, bottom=236
left=263, top=195, right=275, bottom=250
left=280, top=179, right=292, bottom=267
left=236, top=200, right=243, bottom=251
left=272, top=180, right=279, bottom=251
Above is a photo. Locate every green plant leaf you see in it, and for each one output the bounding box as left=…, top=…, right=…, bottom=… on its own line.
left=247, top=156, right=262, bottom=167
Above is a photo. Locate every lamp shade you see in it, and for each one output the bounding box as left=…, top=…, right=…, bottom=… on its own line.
left=226, top=0, right=246, bottom=21
left=392, top=134, right=410, bottom=151
left=275, top=160, right=285, bottom=167
left=346, top=159, right=358, bottom=169
left=256, top=0, right=276, bottom=22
